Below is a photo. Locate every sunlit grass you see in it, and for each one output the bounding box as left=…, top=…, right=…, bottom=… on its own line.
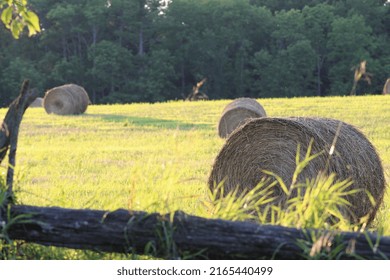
left=0, top=94, right=389, bottom=259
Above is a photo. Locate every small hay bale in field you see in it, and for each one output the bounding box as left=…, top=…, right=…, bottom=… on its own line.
left=209, top=117, right=386, bottom=224
left=383, top=78, right=390, bottom=95
left=29, top=97, right=43, bottom=108
left=43, top=84, right=90, bottom=115
left=218, top=98, right=266, bottom=138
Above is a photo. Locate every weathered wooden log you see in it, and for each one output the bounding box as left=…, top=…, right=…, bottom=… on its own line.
left=6, top=205, right=390, bottom=259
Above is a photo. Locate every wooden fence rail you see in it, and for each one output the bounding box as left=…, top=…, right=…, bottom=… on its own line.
left=4, top=204, right=390, bottom=259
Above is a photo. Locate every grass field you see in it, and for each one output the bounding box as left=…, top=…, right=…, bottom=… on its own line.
left=1, top=95, right=389, bottom=259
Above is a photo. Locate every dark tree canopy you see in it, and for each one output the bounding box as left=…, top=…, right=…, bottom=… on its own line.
left=0, top=0, right=389, bottom=105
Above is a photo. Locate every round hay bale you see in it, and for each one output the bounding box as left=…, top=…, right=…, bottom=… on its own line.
left=209, top=117, right=385, bottom=224
left=218, top=98, right=266, bottom=138
left=29, top=97, right=43, bottom=108
left=383, top=78, right=390, bottom=95
left=43, top=84, right=90, bottom=115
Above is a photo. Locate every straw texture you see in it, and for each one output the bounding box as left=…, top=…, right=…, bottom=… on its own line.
left=218, top=98, right=266, bottom=138
left=29, top=97, right=43, bottom=108
left=209, top=117, right=386, bottom=224
left=43, top=84, right=90, bottom=115
left=383, top=78, right=390, bottom=95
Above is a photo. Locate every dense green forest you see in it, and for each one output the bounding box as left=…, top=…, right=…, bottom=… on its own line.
left=0, top=0, right=389, bottom=105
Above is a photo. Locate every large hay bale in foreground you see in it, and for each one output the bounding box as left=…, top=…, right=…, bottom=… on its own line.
left=29, top=97, right=43, bottom=108
left=218, top=98, right=266, bottom=138
left=209, top=117, right=385, bottom=224
left=383, top=78, right=390, bottom=95
left=43, top=84, right=90, bottom=115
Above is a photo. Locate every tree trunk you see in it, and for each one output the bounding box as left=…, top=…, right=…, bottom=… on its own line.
left=1, top=80, right=38, bottom=225
left=0, top=81, right=38, bottom=165
left=316, top=56, right=322, bottom=96
left=61, top=36, right=67, bottom=60
left=350, top=81, right=358, bottom=96
left=92, top=25, right=98, bottom=46
left=138, top=24, right=144, bottom=56
left=5, top=205, right=390, bottom=260
left=180, top=63, right=186, bottom=99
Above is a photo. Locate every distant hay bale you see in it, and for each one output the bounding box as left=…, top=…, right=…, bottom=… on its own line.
left=29, top=97, right=43, bottom=108
left=218, top=98, right=266, bottom=138
left=383, top=78, right=390, bottom=95
left=43, top=84, right=90, bottom=115
left=209, top=117, right=385, bottom=224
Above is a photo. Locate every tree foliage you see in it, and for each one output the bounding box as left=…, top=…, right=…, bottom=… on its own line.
left=0, top=0, right=40, bottom=38
left=0, top=0, right=389, bottom=105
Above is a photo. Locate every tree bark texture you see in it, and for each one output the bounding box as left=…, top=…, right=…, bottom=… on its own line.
left=5, top=205, right=390, bottom=260
left=0, top=80, right=38, bottom=164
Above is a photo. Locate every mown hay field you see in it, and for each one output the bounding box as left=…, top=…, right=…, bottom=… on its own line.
left=1, top=95, right=389, bottom=258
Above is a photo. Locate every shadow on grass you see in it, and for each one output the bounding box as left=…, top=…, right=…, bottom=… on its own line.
left=86, top=114, right=211, bottom=130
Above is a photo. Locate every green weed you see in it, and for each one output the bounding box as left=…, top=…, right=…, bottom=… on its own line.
left=205, top=138, right=387, bottom=259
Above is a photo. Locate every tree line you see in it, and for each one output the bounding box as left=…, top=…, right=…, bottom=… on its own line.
left=0, top=0, right=389, bottom=105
